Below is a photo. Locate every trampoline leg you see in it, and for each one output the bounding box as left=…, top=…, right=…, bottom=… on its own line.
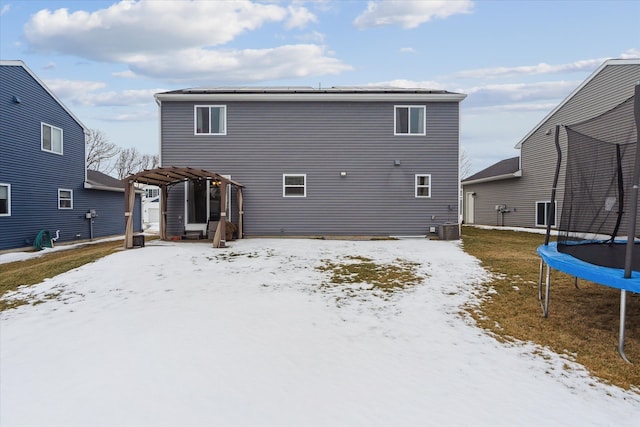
left=618, top=290, right=631, bottom=364
left=574, top=277, right=580, bottom=290
left=538, top=259, right=544, bottom=302
left=543, top=265, right=550, bottom=318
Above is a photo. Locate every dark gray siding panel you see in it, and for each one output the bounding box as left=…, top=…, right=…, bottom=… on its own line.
left=161, top=100, right=461, bottom=236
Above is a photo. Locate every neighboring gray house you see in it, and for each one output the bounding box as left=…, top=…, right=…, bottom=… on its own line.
left=154, top=87, right=466, bottom=238
left=462, top=58, right=640, bottom=228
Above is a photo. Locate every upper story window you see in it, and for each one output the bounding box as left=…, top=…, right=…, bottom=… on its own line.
left=42, top=123, right=63, bottom=154
left=283, top=174, right=306, bottom=197
left=395, top=106, right=425, bottom=135
left=195, top=105, right=226, bottom=135
left=58, top=189, right=73, bottom=209
left=0, top=183, right=10, bottom=216
left=415, top=174, right=431, bottom=198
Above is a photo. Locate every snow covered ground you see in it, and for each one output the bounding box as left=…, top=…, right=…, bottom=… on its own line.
left=1, top=238, right=639, bottom=426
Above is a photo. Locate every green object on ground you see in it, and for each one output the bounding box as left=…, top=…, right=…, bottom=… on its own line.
left=33, top=230, right=53, bottom=251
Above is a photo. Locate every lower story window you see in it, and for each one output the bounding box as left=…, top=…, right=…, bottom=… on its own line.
left=536, top=201, right=556, bottom=226
left=415, top=174, right=431, bottom=198
left=283, top=174, right=306, bottom=197
left=0, top=183, right=10, bottom=216
left=58, top=189, right=73, bottom=209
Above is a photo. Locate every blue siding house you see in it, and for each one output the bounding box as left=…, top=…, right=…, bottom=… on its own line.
left=0, top=60, right=141, bottom=251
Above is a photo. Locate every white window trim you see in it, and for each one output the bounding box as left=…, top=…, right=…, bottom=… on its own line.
left=194, top=105, right=227, bottom=136
left=394, top=105, right=426, bottom=136
left=415, top=174, right=431, bottom=198
left=58, top=188, right=73, bottom=210
left=41, top=122, right=64, bottom=155
left=283, top=174, right=307, bottom=198
left=535, top=200, right=557, bottom=227
left=0, top=183, right=10, bottom=216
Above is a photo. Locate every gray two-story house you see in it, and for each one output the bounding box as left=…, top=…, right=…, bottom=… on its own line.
left=154, top=87, right=466, bottom=238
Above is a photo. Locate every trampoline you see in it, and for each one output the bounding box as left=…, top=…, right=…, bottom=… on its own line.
left=538, top=83, right=640, bottom=362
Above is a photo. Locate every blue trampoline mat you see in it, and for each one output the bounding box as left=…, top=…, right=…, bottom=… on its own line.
left=537, top=242, right=640, bottom=294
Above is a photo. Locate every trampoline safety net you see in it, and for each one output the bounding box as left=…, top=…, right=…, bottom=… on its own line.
left=558, top=94, right=640, bottom=271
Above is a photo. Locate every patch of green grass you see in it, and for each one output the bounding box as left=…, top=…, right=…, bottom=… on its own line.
left=317, top=256, right=425, bottom=294
left=461, top=226, right=639, bottom=391
left=0, top=239, right=130, bottom=311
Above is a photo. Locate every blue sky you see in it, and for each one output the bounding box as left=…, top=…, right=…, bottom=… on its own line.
left=1, top=0, right=638, bottom=174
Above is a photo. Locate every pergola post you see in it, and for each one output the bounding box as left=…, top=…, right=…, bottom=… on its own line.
left=238, top=188, right=244, bottom=239
left=124, top=180, right=135, bottom=249
left=218, top=180, right=227, bottom=248
left=160, top=185, right=168, bottom=240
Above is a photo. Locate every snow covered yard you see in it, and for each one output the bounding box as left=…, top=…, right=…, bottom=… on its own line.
left=1, top=238, right=639, bottom=426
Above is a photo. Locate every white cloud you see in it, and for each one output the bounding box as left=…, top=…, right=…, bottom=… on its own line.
left=43, top=62, right=56, bottom=70
left=285, top=5, right=317, bottom=29
left=462, top=80, right=581, bottom=107
left=620, top=48, right=640, bottom=59
left=464, top=102, right=560, bottom=114
left=1, top=4, right=10, bottom=16
left=368, top=79, right=447, bottom=90
left=399, top=47, right=416, bottom=54
left=353, top=0, right=473, bottom=30
left=125, top=45, right=352, bottom=84
left=98, top=110, right=157, bottom=122
left=295, top=31, right=326, bottom=43
left=24, top=1, right=287, bottom=60
left=44, top=79, right=107, bottom=99
left=43, top=78, right=162, bottom=107
left=23, top=0, right=350, bottom=84
left=367, top=78, right=579, bottom=110
left=455, top=59, right=605, bottom=79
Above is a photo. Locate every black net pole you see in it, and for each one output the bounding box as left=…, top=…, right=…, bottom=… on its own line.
left=624, top=83, right=640, bottom=278
left=545, top=124, right=562, bottom=246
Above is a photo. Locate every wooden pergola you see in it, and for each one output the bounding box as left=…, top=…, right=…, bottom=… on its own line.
left=123, top=166, right=244, bottom=249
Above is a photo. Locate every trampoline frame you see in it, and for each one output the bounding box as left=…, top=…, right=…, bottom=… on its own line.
left=537, top=83, right=640, bottom=363
left=537, top=242, right=640, bottom=362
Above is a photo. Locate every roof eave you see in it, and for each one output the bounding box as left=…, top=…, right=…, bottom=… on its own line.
left=462, top=170, right=522, bottom=185
left=154, top=92, right=467, bottom=103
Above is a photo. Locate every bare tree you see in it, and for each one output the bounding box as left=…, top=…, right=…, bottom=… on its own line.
left=86, top=129, right=120, bottom=174
left=460, top=148, right=474, bottom=180
left=115, top=147, right=159, bottom=179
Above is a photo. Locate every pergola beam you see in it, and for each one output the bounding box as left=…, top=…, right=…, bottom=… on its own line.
left=122, top=166, right=244, bottom=249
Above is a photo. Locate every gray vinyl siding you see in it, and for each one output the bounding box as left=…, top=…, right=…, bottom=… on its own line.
left=463, top=62, right=640, bottom=229
left=161, top=100, right=461, bottom=236
left=0, top=63, right=141, bottom=250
